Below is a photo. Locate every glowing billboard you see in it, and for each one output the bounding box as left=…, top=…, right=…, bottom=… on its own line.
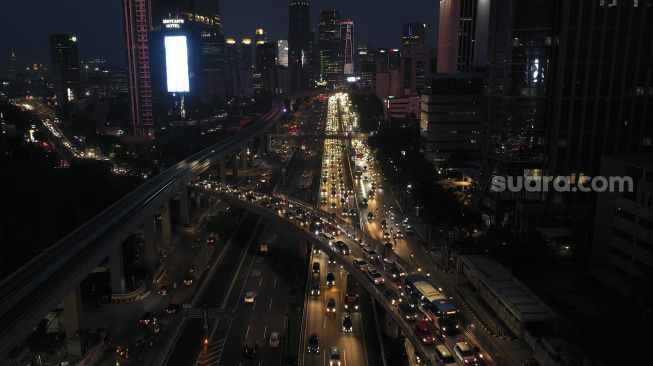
left=164, top=36, right=190, bottom=93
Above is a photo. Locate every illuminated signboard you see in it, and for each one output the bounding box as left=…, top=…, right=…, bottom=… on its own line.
left=164, top=36, right=190, bottom=93
left=163, top=18, right=184, bottom=29
left=346, top=76, right=357, bottom=83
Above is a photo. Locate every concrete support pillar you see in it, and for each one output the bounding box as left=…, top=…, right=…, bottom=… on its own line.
left=109, top=243, right=126, bottom=293
left=161, top=202, right=172, bottom=248
left=64, top=286, right=84, bottom=357
left=259, top=134, right=268, bottom=155
left=220, top=153, right=227, bottom=184
left=195, top=191, right=203, bottom=209
left=143, top=217, right=158, bottom=271
left=275, top=119, right=280, bottom=134
left=179, top=187, right=190, bottom=226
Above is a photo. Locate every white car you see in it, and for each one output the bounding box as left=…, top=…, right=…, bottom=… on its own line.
left=244, top=291, right=256, bottom=303
left=366, top=269, right=385, bottom=285
left=454, top=342, right=478, bottom=365
left=268, top=332, right=280, bottom=348
left=329, top=346, right=341, bottom=366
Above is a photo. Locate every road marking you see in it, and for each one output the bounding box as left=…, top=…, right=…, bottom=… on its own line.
left=258, top=277, right=263, bottom=287
left=344, top=349, right=347, bottom=366
left=323, top=316, right=326, bottom=329
left=269, top=298, right=273, bottom=310
left=253, top=300, right=257, bottom=311
left=245, top=325, right=250, bottom=339
left=263, top=326, right=267, bottom=340
left=359, top=310, right=369, bottom=365
left=273, top=277, right=277, bottom=287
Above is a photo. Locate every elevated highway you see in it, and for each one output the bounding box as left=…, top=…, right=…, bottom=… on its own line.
left=192, top=182, right=441, bottom=366
left=0, top=102, right=285, bottom=359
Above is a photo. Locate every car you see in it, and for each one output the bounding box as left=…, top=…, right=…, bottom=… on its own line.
left=342, top=315, right=353, bottom=333
left=454, top=342, right=478, bottom=365
left=349, top=209, right=358, bottom=217
left=367, top=212, right=374, bottom=221
left=330, top=202, right=337, bottom=209
left=380, top=219, right=387, bottom=229
left=157, top=286, right=169, bottom=295
left=340, top=207, right=349, bottom=216
left=138, top=312, right=158, bottom=325
left=243, top=340, right=257, bottom=358
left=307, top=333, right=320, bottom=353
left=383, top=232, right=391, bottom=240
left=335, top=241, right=350, bottom=255
left=206, top=233, right=218, bottom=246
left=362, top=246, right=380, bottom=261
left=366, top=269, right=385, bottom=285
left=384, top=289, right=401, bottom=305
left=166, top=304, right=179, bottom=314
left=183, top=276, right=194, bottom=286
left=320, top=233, right=335, bottom=245
left=362, top=198, right=368, bottom=207
left=352, top=258, right=369, bottom=272
left=398, top=302, right=418, bottom=321
left=312, top=262, right=320, bottom=274
left=269, top=332, right=280, bottom=348
left=326, top=298, right=336, bottom=314
left=244, top=291, right=256, bottom=303
left=326, top=272, right=336, bottom=285
left=329, top=346, right=341, bottom=366
left=327, top=257, right=337, bottom=267
left=435, top=345, right=457, bottom=366
left=414, top=321, right=436, bottom=345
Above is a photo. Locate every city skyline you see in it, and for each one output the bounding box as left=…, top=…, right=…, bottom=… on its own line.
left=0, top=0, right=438, bottom=71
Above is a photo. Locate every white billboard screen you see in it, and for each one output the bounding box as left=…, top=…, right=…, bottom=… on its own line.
left=164, top=36, right=190, bottom=93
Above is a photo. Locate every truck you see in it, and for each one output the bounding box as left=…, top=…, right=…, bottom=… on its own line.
left=343, top=274, right=359, bottom=311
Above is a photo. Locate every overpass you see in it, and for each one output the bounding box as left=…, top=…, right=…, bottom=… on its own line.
left=0, top=101, right=286, bottom=360
left=192, top=182, right=439, bottom=366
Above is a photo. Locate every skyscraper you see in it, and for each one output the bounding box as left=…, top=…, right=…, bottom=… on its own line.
left=340, top=19, right=354, bottom=76
left=399, top=45, right=436, bottom=95
left=437, top=0, right=490, bottom=73
left=402, top=23, right=425, bottom=46
left=7, top=51, right=17, bottom=82
left=122, top=0, right=154, bottom=137
left=49, top=34, right=81, bottom=103
left=318, top=10, right=342, bottom=88
left=277, top=40, right=289, bottom=67
left=288, top=0, right=310, bottom=67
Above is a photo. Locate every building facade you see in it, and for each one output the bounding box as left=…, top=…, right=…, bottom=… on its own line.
left=318, top=10, right=343, bottom=88
left=420, top=73, right=484, bottom=165
left=49, top=34, right=81, bottom=104
left=402, top=22, right=426, bottom=46
left=438, top=0, right=490, bottom=73
left=399, top=45, right=436, bottom=95
left=122, top=0, right=154, bottom=136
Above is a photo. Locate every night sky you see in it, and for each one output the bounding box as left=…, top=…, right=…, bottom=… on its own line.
left=0, top=0, right=438, bottom=71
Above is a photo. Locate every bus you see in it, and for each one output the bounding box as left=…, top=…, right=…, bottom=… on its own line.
left=344, top=274, right=359, bottom=311
left=300, top=169, right=314, bottom=189
left=404, top=275, right=459, bottom=335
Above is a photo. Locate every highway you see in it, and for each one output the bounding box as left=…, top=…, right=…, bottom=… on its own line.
left=0, top=101, right=285, bottom=360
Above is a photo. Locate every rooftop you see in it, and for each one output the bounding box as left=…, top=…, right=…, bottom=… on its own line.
left=460, top=255, right=559, bottom=323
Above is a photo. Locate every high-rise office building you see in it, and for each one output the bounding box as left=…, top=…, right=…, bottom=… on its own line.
left=7, top=51, right=17, bottom=82
left=402, top=23, right=425, bottom=46
left=399, top=45, right=436, bottom=95
left=318, top=10, right=342, bottom=88
left=49, top=34, right=81, bottom=104
left=340, top=19, right=354, bottom=76
left=481, top=0, right=653, bottom=249
left=241, top=38, right=254, bottom=69
left=438, top=0, right=490, bottom=73
left=277, top=40, right=289, bottom=67
left=288, top=0, right=310, bottom=67
left=420, top=73, right=484, bottom=165
left=122, top=0, right=154, bottom=136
